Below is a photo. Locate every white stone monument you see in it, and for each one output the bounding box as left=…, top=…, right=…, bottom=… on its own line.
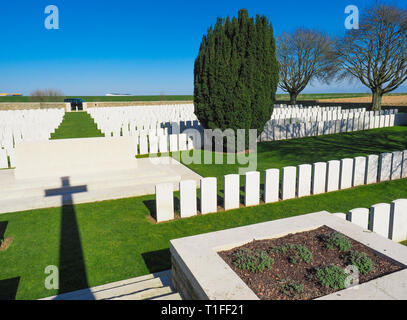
left=348, top=208, right=369, bottom=229
left=200, top=177, right=217, bottom=214
left=282, top=166, right=296, bottom=200
left=264, top=168, right=279, bottom=203
left=312, top=162, right=327, bottom=195
left=245, top=171, right=260, bottom=206
left=297, top=164, right=312, bottom=197
left=180, top=180, right=197, bottom=218
left=390, top=199, right=407, bottom=242
left=224, top=174, right=240, bottom=210
left=340, top=158, right=354, bottom=189
left=353, top=156, right=366, bottom=187
left=365, top=154, right=379, bottom=184
left=379, top=152, right=392, bottom=182
left=369, top=203, right=391, bottom=238
left=155, top=183, right=174, bottom=222
left=326, top=160, right=340, bottom=192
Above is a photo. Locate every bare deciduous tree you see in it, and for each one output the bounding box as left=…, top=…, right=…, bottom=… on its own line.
left=336, top=4, right=407, bottom=110
left=277, top=28, right=336, bottom=105
left=30, top=89, right=64, bottom=103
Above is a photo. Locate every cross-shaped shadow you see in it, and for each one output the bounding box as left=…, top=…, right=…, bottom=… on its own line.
left=45, top=176, right=95, bottom=299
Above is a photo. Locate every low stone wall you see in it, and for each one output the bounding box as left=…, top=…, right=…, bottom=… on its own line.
left=170, top=246, right=208, bottom=300
left=0, top=102, right=65, bottom=111
left=0, top=101, right=193, bottom=111
left=86, top=101, right=193, bottom=108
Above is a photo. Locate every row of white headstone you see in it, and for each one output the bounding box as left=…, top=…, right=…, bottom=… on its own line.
left=87, top=104, right=198, bottom=137
left=334, top=199, right=407, bottom=242
left=154, top=150, right=407, bottom=223
left=136, top=133, right=195, bottom=155
left=260, top=114, right=396, bottom=142
left=103, top=120, right=202, bottom=138
left=271, top=109, right=397, bottom=123
left=0, top=109, right=64, bottom=150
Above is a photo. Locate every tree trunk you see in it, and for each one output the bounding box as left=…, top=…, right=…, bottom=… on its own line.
left=289, top=92, right=298, bottom=105
left=371, top=90, right=383, bottom=111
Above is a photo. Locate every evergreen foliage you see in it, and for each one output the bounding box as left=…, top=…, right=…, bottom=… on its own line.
left=194, top=9, right=279, bottom=144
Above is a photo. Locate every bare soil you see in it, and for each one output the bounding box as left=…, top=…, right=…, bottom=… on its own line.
left=218, top=226, right=404, bottom=300
left=318, top=95, right=407, bottom=106
left=0, top=237, right=14, bottom=251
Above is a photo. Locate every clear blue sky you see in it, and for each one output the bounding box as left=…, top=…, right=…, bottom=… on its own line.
left=0, top=0, right=406, bottom=96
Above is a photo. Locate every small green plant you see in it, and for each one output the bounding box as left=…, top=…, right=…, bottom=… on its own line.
left=280, top=279, right=304, bottom=298
left=315, top=265, right=348, bottom=289
left=294, top=244, right=313, bottom=264
left=232, top=248, right=274, bottom=273
left=346, top=250, right=374, bottom=275
left=323, top=232, right=352, bottom=252
left=272, top=243, right=312, bottom=264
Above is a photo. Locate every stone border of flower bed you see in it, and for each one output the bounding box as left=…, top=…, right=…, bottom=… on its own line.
left=170, top=211, right=407, bottom=300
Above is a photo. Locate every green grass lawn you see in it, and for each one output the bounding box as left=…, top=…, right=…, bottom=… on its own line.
left=51, top=112, right=104, bottom=139
left=1, top=126, right=407, bottom=300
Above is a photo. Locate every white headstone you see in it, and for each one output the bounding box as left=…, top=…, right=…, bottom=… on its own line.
left=390, top=199, right=407, bottom=242
left=369, top=116, right=375, bottom=130
left=155, top=183, right=174, bottom=223
left=402, top=150, right=407, bottom=179
left=378, top=152, right=392, bottom=182
left=365, top=154, right=379, bottom=184
left=7, top=148, right=16, bottom=168
left=326, top=160, right=340, bottom=192
left=180, top=180, right=197, bottom=218
left=297, top=164, right=312, bottom=197
left=369, top=203, right=391, bottom=238
left=224, top=174, right=240, bottom=210
left=348, top=208, right=369, bottom=229
left=149, top=135, right=159, bottom=154
left=312, top=162, right=327, bottom=195
left=333, top=212, right=346, bottom=220
left=353, top=156, right=366, bottom=187
left=391, top=151, right=403, bottom=180
left=282, top=166, right=296, bottom=200
left=139, top=134, right=149, bottom=155
left=178, top=133, right=188, bottom=151
left=245, top=171, right=260, bottom=206
left=264, top=168, right=279, bottom=203
left=159, top=135, right=169, bottom=153
left=0, top=149, right=9, bottom=168
left=200, top=177, right=217, bottom=214
left=340, top=158, right=354, bottom=189
left=169, top=134, right=178, bottom=152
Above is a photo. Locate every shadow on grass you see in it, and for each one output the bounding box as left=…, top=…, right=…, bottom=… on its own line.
left=0, top=277, right=20, bottom=300
left=45, top=177, right=94, bottom=298
left=0, top=221, right=8, bottom=242
left=141, top=249, right=171, bottom=273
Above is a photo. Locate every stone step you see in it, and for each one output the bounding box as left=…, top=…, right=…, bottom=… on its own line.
left=108, top=286, right=173, bottom=300
left=0, top=171, right=180, bottom=201
left=151, top=292, right=183, bottom=300
left=0, top=174, right=181, bottom=214
left=40, top=270, right=181, bottom=301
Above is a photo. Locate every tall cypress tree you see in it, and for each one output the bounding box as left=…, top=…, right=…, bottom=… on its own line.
left=194, top=9, right=279, bottom=146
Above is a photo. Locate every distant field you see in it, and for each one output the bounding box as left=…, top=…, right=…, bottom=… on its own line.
left=0, top=95, right=193, bottom=103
